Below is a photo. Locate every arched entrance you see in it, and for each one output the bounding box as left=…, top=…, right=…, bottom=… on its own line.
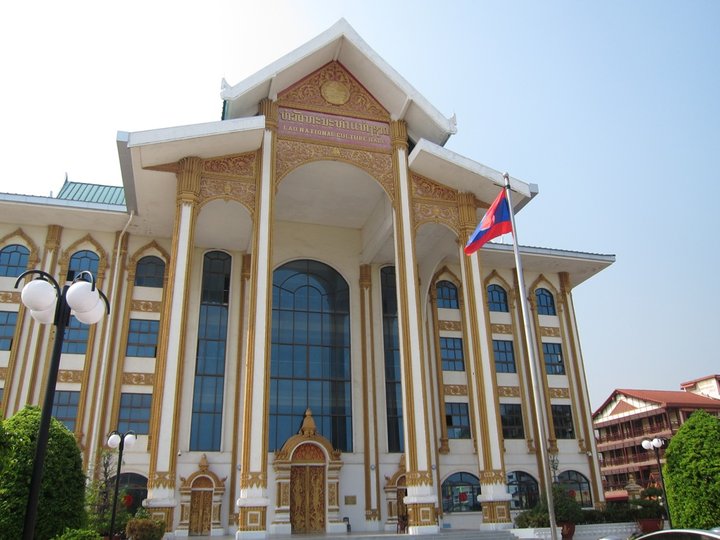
left=177, top=454, right=225, bottom=536
left=272, top=409, right=345, bottom=534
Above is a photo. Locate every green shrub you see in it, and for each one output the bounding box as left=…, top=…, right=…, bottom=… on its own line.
left=125, top=517, right=165, bottom=540
left=0, top=406, right=87, bottom=540
left=664, top=410, right=720, bottom=529
left=514, top=485, right=584, bottom=527
left=52, top=528, right=102, bottom=540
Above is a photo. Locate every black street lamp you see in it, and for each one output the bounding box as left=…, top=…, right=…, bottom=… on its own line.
left=642, top=437, right=673, bottom=529
left=15, top=269, right=109, bottom=540
left=107, top=430, right=137, bottom=538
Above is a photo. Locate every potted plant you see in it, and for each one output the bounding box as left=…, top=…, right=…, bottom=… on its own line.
left=552, top=485, right=583, bottom=540
left=634, top=487, right=666, bottom=534
left=125, top=508, right=165, bottom=540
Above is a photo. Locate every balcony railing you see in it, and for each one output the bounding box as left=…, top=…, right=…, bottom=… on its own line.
left=596, top=425, right=671, bottom=444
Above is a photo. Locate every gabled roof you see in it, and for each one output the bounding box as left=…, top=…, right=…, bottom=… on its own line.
left=593, top=388, right=720, bottom=420
left=221, top=19, right=456, bottom=147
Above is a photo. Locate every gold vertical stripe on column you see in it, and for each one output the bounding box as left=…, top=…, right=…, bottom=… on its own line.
left=359, top=264, right=373, bottom=515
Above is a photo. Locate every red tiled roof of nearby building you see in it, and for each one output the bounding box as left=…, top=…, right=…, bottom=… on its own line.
left=680, top=374, right=720, bottom=388
left=593, top=388, right=720, bottom=418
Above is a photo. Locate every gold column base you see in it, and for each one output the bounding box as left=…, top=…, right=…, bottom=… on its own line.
left=406, top=502, right=437, bottom=527
left=482, top=500, right=512, bottom=523
left=147, top=507, right=174, bottom=532
left=238, top=506, right=267, bottom=532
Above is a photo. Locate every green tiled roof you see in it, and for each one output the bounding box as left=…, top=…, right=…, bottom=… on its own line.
left=56, top=180, right=126, bottom=206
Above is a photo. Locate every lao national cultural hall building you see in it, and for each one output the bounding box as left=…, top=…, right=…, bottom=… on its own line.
left=0, top=20, right=614, bottom=538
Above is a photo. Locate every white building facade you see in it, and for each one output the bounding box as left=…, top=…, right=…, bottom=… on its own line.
left=0, top=20, right=613, bottom=538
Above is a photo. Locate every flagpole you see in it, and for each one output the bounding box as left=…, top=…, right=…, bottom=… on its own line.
left=502, top=172, right=559, bottom=539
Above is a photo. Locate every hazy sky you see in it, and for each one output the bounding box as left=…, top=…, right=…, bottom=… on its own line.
left=2, top=1, right=718, bottom=410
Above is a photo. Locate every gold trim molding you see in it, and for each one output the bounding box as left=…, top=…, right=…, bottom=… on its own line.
left=0, top=292, right=21, bottom=304
left=444, top=384, right=468, bottom=396
left=438, top=320, right=461, bottom=332
left=491, top=323, right=513, bottom=334
left=122, top=373, right=155, bottom=386
left=497, top=386, right=521, bottom=398
left=548, top=387, right=570, bottom=399
left=58, top=370, right=83, bottom=383
left=130, top=300, right=162, bottom=313
left=540, top=326, right=561, bottom=337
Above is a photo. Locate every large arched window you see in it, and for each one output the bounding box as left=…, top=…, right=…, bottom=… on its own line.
left=436, top=280, right=459, bottom=309
left=135, top=256, right=165, bottom=287
left=441, top=472, right=482, bottom=513
left=487, top=284, right=508, bottom=312
left=67, top=249, right=99, bottom=281
left=0, top=244, right=30, bottom=277
left=269, top=259, right=352, bottom=452
left=507, top=471, right=539, bottom=510
left=190, top=251, right=231, bottom=451
left=558, top=470, right=592, bottom=508
left=535, top=288, right=556, bottom=316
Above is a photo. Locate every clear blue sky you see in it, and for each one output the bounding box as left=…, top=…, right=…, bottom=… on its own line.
left=2, top=1, right=718, bottom=409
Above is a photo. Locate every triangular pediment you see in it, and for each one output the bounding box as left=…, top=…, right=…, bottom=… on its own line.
left=278, top=61, right=389, bottom=122
left=609, top=399, right=637, bottom=416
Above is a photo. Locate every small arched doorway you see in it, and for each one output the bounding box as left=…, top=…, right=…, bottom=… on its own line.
left=177, top=454, right=225, bottom=536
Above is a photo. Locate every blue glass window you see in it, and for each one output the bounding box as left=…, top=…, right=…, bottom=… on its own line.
left=118, top=393, right=152, bottom=434
left=190, top=251, right=231, bottom=451
left=67, top=250, right=99, bottom=281
left=487, top=284, right=508, bottom=312
left=135, top=256, right=165, bottom=287
left=381, top=266, right=403, bottom=453
left=441, top=472, right=481, bottom=513
left=500, top=403, right=524, bottom=439
left=440, top=337, right=464, bottom=371
left=507, top=471, right=539, bottom=510
left=552, top=404, right=575, bottom=439
left=62, top=316, right=89, bottom=354
left=493, top=339, right=516, bottom=373
left=445, top=402, right=471, bottom=439
left=535, top=288, right=556, bottom=316
left=0, top=244, right=30, bottom=277
left=0, top=311, right=18, bottom=350
left=543, top=342, right=565, bottom=375
left=436, top=281, right=459, bottom=309
left=126, top=319, right=160, bottom=357
left=52, top=390, right=80, bottom=431
left=269, top=260, right=352, bottom=452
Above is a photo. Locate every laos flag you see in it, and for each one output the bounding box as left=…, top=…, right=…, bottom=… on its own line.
left=464, top=189, right=513, bottom=255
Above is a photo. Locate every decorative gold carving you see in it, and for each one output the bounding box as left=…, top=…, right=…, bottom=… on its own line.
left=45, top=225, right=62, bottom=251
left=407, top=502, right=436, bottom=527
left=406, top=470, right=433, bottom=486
left=122, top=373, right=155, bottom=386
left=293, top=443, right=325, bottom=462
left=549, top=387, right=570, bottom=399
left=482, top=500, right=512, bottom=524
left=413, top=200, right=460, bottom=235
left=328, top=482, right=338, bottom=507
left=240, top=471, right=266, bottom=489
left=198, top=177, right=256, bottom=214
left=0, top=367, right=7, bottom=380
left=290, top=465, right=326, bottom=533
left=480, top=470, right=506, bottom=484
left=238, top=506, right=266, bottom=532
left=444, top=385, right=468, bottom=396
left=411, top=173, right=458, bottom=203
left=149, top=471, right=174, bottom=489
left=491, top=323, right=513, bottom=334
left=278, top=61, right=389, bottom=121
left=58, top=370, right=83, bottom=383
left=438, top=320, right=461, bottom=331
left=497, top=386, right=521, bottom=397
left=275, top=138, right=395, bottom=201
left=279, top=482, right=290, bottom=507
left=131, top=300, right=162, bottom=313
left=0, top=292, right=20, bottom=304
left=540, top=326, right=561, bottom=337
left=203, top=153, right=256, bottom=177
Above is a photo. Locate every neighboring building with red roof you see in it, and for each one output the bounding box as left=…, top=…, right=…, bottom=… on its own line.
left=592, top=378, right=720, bottom=497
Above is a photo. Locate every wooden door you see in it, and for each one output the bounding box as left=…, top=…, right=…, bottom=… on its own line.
left=290, top=465, right=325, bottom=533
left=189, top=489, right=212, bottom=535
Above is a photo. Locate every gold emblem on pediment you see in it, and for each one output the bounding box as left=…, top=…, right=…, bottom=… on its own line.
left=278, top=61, right=388, bottom=122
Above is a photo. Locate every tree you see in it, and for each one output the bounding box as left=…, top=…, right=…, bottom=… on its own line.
left=664, top=409, right=720, bottom=529
left=0, top=406, right=87, bottom=540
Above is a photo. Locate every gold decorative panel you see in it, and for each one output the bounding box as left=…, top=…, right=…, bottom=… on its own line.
left=411, top=173, right=458, bottom=203
left=497, top=386, right=521, bottom=397
left=199, top=177, right=256, bottom=214
left=240, top=471, right=265, bottom=489
left=406, top=470, right=433, bottom=486
left=540, top=326, right=561, bottom=337
left=407, top=502, right=436, bottom=526
left=203, top=153, right=256, bottom=177
left=438, top=320, right=461, bottom=331
left=0, top=292, right=20, bottom=304
left=290, top=466, right=326, bottom=533
left=549, top=387, right=570, bottom=399
left=480, top=470, right=505, bottom=484
left=293, top=443, right=325, bottom=462
left=58, top=370, right=83, bottom=383
left=131, top=300, right=162, bottom=313
left=0, top=367, right=7, bottom=380
left=278, top=61, right=389, bottom=122
left=239, top=507, right=266, bottom=532
left=122, top=373, right=155, bottom=386
left=149, top=471, right=174, bottom=489
left=491, top=323, right=513, bottom=334
left=444, top=384, right=468, bottom=396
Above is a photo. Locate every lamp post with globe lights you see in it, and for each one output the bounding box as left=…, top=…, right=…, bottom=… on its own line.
left=14, top=269, right=109, bottom=540
left=642, top=437, right=673, bottom=528
left=107, top=430, right=137, bottom=539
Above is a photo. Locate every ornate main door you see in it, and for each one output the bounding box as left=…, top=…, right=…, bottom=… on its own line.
left=290, top=464, right=326, bottom=533
left=189, top=477, right=213, bottom=535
